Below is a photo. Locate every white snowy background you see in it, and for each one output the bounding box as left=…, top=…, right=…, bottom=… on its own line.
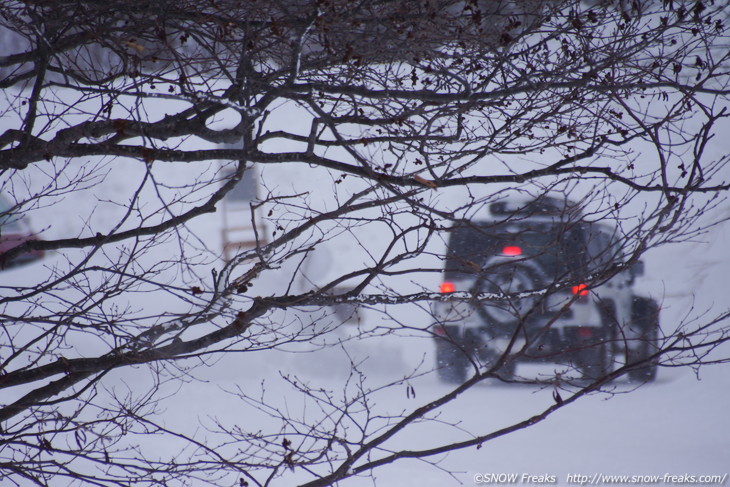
left=1, top=92, right=729, bottom=486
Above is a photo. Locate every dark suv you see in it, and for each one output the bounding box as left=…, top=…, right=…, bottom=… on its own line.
left=432, top=195, right=660, bottom=383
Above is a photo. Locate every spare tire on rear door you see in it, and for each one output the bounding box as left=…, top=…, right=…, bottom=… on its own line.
left=475, top=260, right=545, bottom=332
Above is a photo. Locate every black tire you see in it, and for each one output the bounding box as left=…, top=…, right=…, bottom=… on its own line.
left=435, top=343, right=469, bottom=384
left=477, top=346, right=517, bottom=380
left=627, top=297, right=660, bottom=383
left=476, top=262, right=544, bottom=332
left=574, top=301, right=618, bottom=381
left=577, top=339, right=612, bottom=381
left=495, top=359, right=517, bottom=381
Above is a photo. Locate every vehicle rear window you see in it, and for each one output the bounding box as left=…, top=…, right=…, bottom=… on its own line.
left=444, top=221, right=588, bottom=282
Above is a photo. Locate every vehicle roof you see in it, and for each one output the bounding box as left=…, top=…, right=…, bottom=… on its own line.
left=485, top=194, right=583, bottom=221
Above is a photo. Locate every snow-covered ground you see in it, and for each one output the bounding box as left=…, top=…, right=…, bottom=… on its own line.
left=142, top=195, right=730, bottom=486
left=161, top=310, right=730, bottom=486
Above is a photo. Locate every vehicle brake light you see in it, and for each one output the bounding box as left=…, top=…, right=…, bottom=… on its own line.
left=433, top=324, right=447, bottom=336
left=577, top=327, right=593, bottom=338
left=502, top=245, right=522, bottom=256
left=572, top=283, right=589, bottom=296
left=440, top=281, right=456, bottom=293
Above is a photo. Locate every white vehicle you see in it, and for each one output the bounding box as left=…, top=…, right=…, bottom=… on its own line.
left=432, top=195, right=659, bottom=383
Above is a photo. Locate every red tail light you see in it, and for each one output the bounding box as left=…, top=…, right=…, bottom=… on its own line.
left=571, top=283, right=589, bottom=296
left=577, top=327, right=593, bottom=338
left=439, top=281, right=456, bottom=293
left=433, top=324, right=447, bottom=336
left=502, top=245, right=522, bottom=256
